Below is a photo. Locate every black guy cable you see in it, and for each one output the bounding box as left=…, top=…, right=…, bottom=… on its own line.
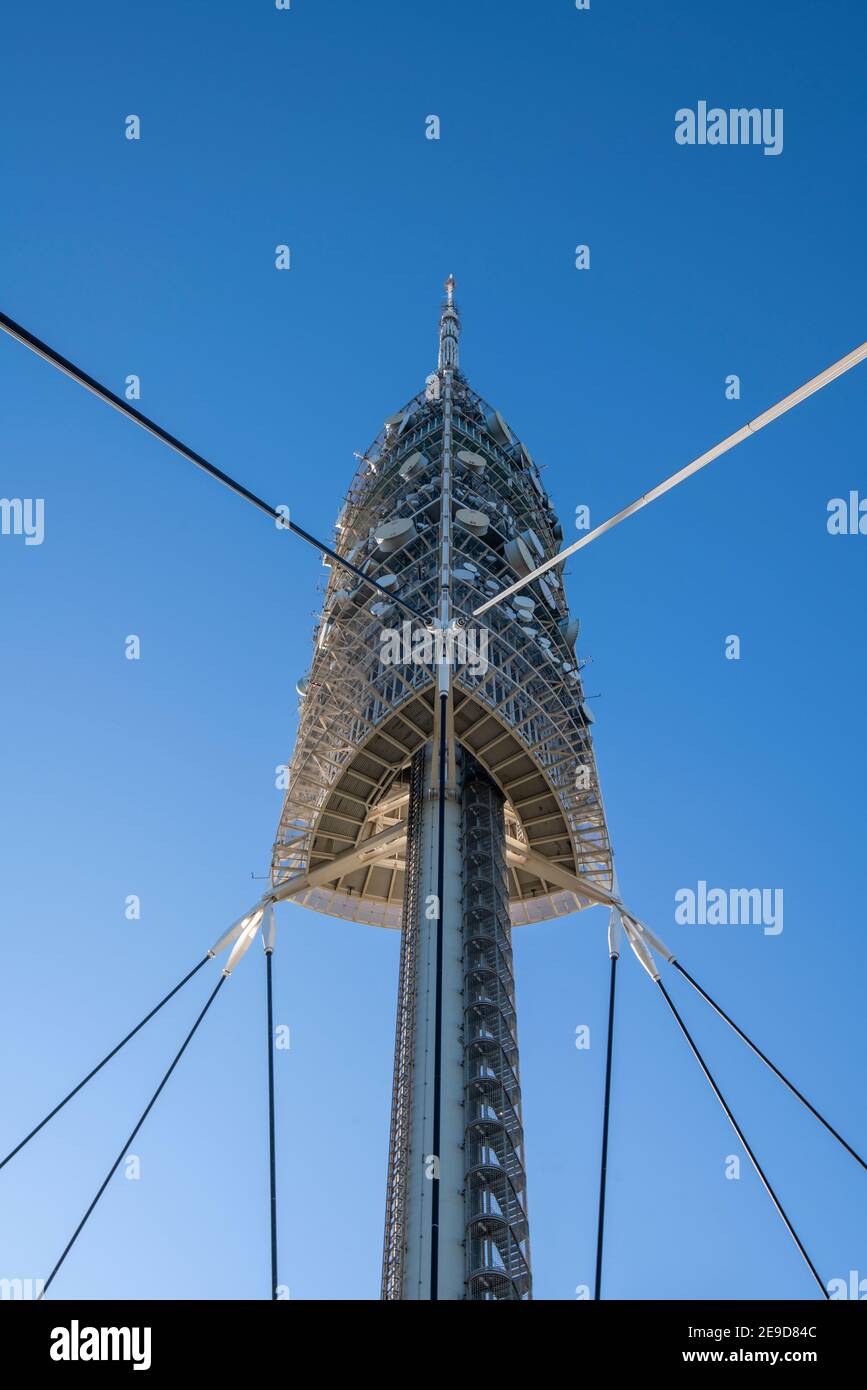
left=657, top=979, right=828, bottom=1300
left=265, top=945, right=279, bottom=1300
left=0, top=954, right=211, bottom=1172
left=38, top=974, right=226, bottom=1299
left=594, top=952, right=618, bottom=1300
left=0, top=310, right=427, bottom=624
left=673, top=960, right=867, bottom=1174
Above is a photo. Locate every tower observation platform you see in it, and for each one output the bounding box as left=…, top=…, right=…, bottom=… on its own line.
left=271, top=280, right=615, bottom=1299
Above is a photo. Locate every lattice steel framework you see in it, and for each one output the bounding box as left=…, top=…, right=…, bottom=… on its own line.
left=270, top=354, right=614, bottom=923
left=463, top=756, right=531, bottom=1299
left=380, top=747, right=425, bottom=1300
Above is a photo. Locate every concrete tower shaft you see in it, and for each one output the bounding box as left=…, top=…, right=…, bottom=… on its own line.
left=381, top=747, right=531, bottom=1301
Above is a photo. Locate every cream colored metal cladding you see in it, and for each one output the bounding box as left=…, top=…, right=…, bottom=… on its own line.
left=271, top=340, right=613, bottom=924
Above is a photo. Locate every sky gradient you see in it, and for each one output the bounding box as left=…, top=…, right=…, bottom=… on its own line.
left=1, top=0, right=866, bottom=1301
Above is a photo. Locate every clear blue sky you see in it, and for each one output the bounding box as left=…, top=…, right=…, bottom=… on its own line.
left=1, top=0, right=865, bottom=1301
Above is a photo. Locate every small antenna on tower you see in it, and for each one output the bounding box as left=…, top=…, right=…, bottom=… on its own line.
left=438, top=274, right=460, bottom=372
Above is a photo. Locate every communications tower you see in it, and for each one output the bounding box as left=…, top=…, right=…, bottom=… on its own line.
left=3, top=276, right=862, bottom=1305
left=271, top=280, right=615, bottom=1300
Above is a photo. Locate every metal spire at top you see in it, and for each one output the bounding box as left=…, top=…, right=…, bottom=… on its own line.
left=437, top=273, right=460, bottom=373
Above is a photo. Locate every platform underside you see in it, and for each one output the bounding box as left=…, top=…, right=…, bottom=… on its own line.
left=275, top=678, right=613, bottom=928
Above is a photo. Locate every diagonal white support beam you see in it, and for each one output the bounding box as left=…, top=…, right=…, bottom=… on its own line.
left=271, top=819, right=409, bottom=900
left=505, top=836, right=618, bottom=909
left=474, top=339, right=867, bottom=615
left=620, top=915, right=660, bottom=981
left=623, top=912, right=676, bottom=964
